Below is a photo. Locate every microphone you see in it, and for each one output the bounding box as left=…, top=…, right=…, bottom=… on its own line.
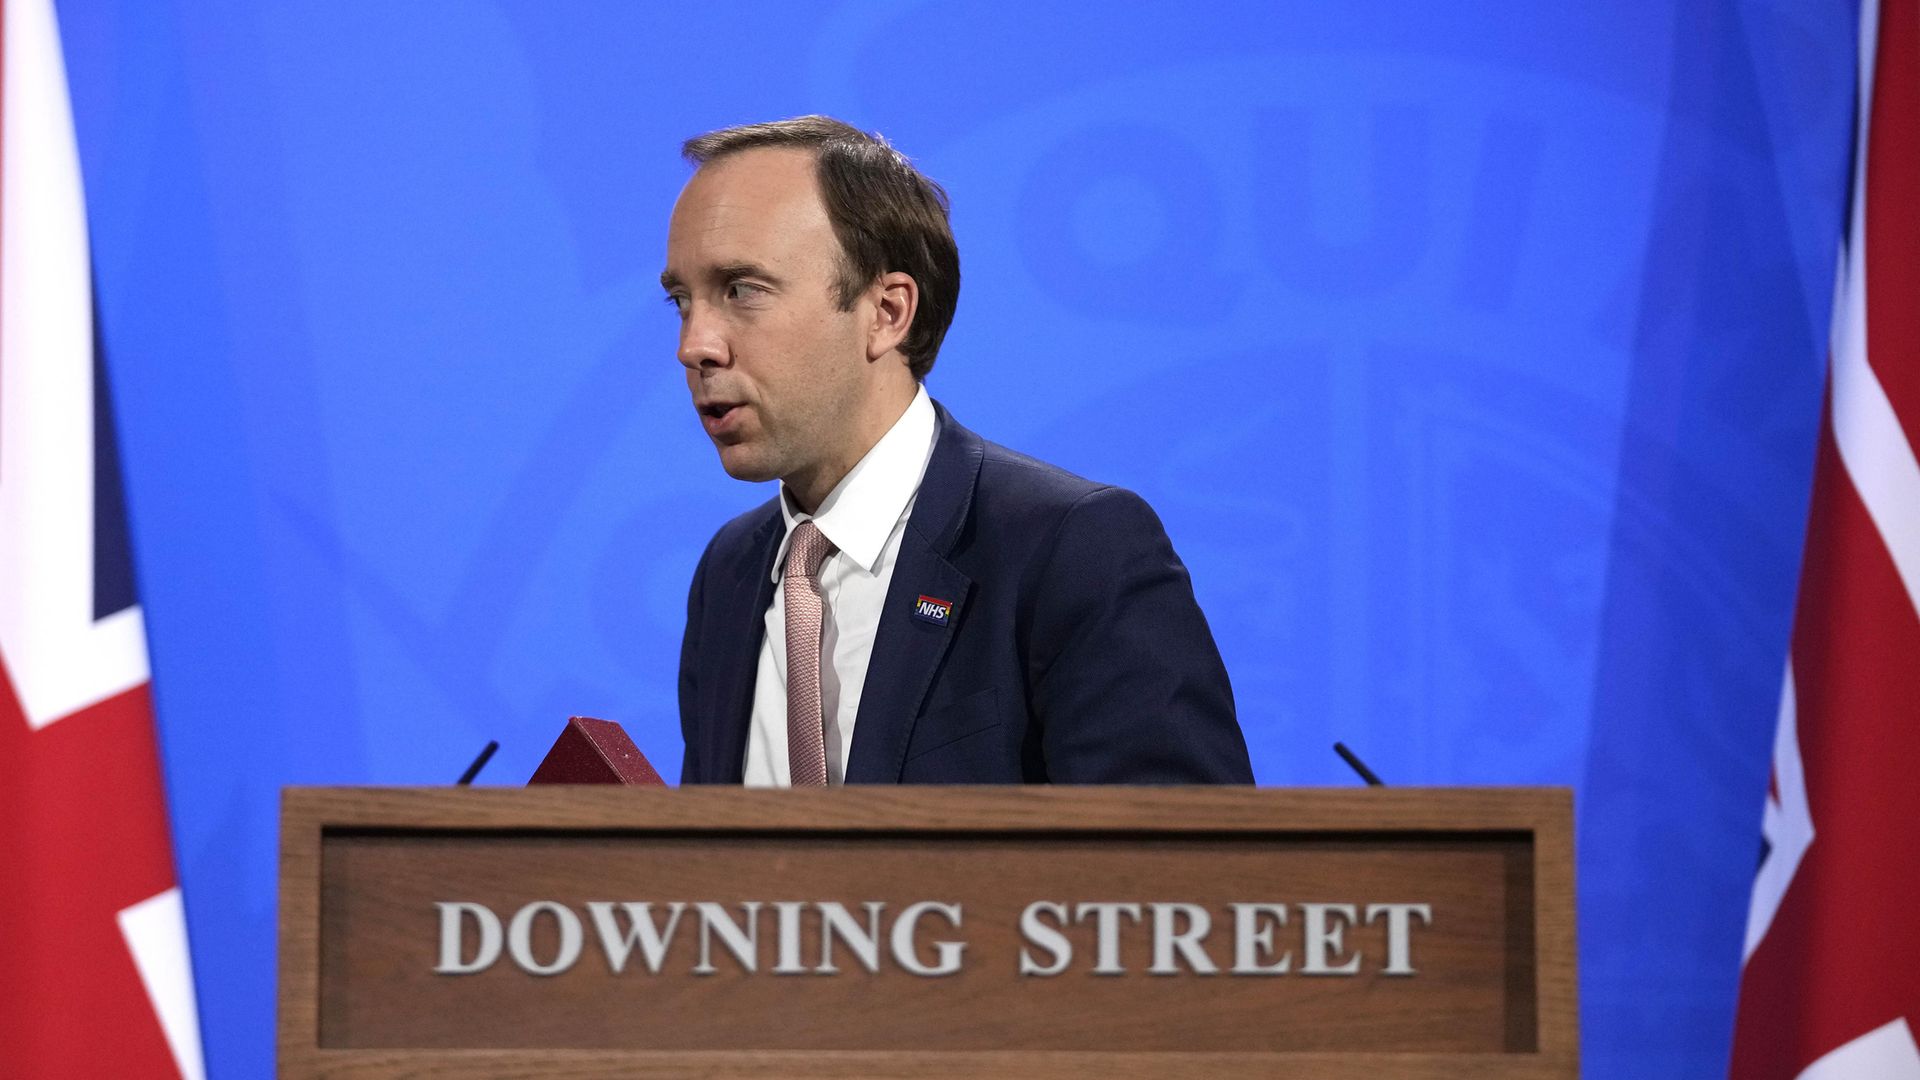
left=456, top=740, right=499, bottom=785
left=1333, top=741, right=1384, bottom=786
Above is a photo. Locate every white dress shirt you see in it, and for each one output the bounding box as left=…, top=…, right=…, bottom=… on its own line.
left=742, top=386, right=938, bottom=785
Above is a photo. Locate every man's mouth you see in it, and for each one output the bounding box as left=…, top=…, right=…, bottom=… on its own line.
left=698, top=400, right=747, bottom=436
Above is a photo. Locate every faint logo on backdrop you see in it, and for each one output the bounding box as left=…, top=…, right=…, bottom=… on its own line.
left=889, top=57, right=1649, bottom=784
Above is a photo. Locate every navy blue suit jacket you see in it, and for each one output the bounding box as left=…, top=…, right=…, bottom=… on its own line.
left=677, top=402, right=1253, bottom=784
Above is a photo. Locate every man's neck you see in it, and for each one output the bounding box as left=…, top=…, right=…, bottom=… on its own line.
left=784, top=380, right=919, bottom=515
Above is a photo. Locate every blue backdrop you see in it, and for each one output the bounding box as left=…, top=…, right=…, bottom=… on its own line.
left=57, top=1, right=1856, bottom=1075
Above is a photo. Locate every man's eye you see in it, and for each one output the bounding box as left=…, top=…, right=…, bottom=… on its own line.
left=664, top=293, right=689, bottom=318
left=726, top=281, right=763, bottom=301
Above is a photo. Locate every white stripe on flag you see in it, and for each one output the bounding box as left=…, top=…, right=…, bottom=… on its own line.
left=1828, top=0, right=1920, bottom=626
left=1830, top=346, right=1920, bottom=626
left=118, top=888, right=207, bottom=1080
left=1795, top=1018, right=1920, bottom=1080
left=0, top=0, right=151, bottom=729
left=1743, top=662, right=1814, bottom=963
left=1831, top=243, right=1920, bottom=625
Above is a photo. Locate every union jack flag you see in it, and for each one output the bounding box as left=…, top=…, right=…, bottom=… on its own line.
left=1730, top=0, right=1920, bottom=1075
left=0, top=0, right=204, bottom=1074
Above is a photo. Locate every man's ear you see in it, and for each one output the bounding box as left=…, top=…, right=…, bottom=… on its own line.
left=866, top=271, right=919, bottom=362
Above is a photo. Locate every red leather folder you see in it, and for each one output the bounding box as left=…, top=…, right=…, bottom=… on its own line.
left=527, top=716, right=665, bottom=786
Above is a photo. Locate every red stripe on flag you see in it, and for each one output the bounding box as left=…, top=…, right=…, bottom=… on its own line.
left=0, top=663, right=184, bottom=1075
left=1728, top=411, right=1920, bottom=1076
left=1866, top=0, right=1920, bottom=447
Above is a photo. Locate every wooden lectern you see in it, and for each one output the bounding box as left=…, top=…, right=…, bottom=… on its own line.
left=280, top=786, right=1576, bottom=1078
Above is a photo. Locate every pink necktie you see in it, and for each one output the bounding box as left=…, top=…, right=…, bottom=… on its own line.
left=784, top=521, right=836, bottom=786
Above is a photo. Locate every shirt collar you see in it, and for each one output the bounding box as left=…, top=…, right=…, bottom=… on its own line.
left=771, top=385, right=936, bottom=582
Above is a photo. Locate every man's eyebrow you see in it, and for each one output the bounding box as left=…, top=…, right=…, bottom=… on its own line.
left=714, top=262, right=778, bottom=283
left=659, top=264, right=780, bottom=291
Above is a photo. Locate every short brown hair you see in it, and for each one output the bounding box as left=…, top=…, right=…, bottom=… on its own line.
left=682, top=116, right=960, bottom=380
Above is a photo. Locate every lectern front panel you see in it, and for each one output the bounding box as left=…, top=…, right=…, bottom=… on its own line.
left=280, top=787, right=1575, bottom=1078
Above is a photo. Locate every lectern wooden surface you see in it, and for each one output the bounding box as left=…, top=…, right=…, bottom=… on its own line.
left=280, top=786, right=1576, bottom=1078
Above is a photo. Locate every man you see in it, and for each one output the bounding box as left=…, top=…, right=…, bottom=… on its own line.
left=667, top=116, right=1251, bottom=785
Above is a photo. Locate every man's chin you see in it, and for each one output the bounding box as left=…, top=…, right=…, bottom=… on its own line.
left=715, top=445, right=780, bottom=484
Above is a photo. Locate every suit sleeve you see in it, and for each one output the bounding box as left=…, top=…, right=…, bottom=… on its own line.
left=677, top=541, right=711, bottom=785
left=1026, top=486, right=1254, bottom=783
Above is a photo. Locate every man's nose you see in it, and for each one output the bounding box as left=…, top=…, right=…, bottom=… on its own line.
left=677, top=304, right=729, bottom=370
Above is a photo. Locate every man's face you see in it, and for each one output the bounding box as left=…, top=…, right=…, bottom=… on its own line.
left=662, top=148, right=871, bottom=490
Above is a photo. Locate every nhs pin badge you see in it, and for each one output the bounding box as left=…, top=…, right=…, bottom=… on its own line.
left=912, top=594, right=954, bottom=626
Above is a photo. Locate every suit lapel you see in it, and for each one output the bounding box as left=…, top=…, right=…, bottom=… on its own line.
left=701, top=511, right=781, bottom=783
left=844, top=404, right=983, bottom=782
